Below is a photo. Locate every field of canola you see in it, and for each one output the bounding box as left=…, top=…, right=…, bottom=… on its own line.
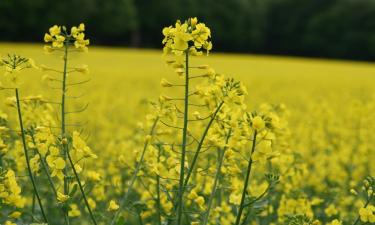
left=0, top=19, right=375, bottom=225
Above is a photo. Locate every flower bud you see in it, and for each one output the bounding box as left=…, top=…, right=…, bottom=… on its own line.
left=160, top=78, right=173, bottom=87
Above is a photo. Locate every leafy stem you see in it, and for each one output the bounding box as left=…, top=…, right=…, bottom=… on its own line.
left=111, top=117, right=159, bottom=225
left=202, top=129, right=232, bottom=225
left=66, top=144, right=98, bottom=225
left=234, top=130, right=258, bottom=225
left=15, top=88, right=49, bottom=223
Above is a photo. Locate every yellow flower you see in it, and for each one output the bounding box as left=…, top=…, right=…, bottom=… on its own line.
left=160, top=78, right=173, bottom=87
left=195, top=196, right=205, bottom=209
left=327, top=219, right=342, bottom=225
left=9, top=211, right=21, bottom=218
left=47, top=156, right=66, bottom=180
left=75, top=65, right=90, bottom=74
left=324, top=204, right=338, bottom=217
left=57, top=191, right=70, bottom=203
left=87, top=171, right=101, bottom=181
left=49, top=25, right=61, bottom=36
left=252, top=116, right=265, bottom=130
left=5, top=221, right=16, bottom=225
left=68, top=204, right=81, bottom=217
left=359, top=205, right=375, bottom=223
left=88, top=198, right=97, bottom=210
left=44, top=33, right=53, bottom=42
left=108, top=200, right=120, bottom=211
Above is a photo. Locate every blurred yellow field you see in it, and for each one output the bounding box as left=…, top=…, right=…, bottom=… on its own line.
left=0, top=20, right=375, bottom=225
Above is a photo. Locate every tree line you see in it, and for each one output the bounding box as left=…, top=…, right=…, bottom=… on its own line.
left=1, top=0, right=374, bottom=60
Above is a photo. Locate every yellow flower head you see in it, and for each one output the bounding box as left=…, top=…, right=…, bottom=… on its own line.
left=252, top=116, right=265, bottom=130
left=359, top=205, right=375, bottom=223
left=44, top=23, right=89, bottom=51
left=107, top=200, right=120, bottom=211
left=162, top=17, right=212, bottom=56
left=57, top=191, right=70, bottom=203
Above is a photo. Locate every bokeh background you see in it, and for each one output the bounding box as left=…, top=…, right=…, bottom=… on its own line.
left=1, top=0, right=375, bottom=61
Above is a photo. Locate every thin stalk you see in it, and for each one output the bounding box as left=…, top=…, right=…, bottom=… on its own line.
left=177, top=50, right=190, bottom=225
left=156, top=145, right=162, bottom=225
left=66, top=148, right=98, bottom=225
left=15, top=89, right=49, bottom=223
left=183, top=101, right=224, bottom=189
left=234, top=131, right=258, bottom=225
left=61, top=42, right=70, bottom=225
left=202, top=129, right=232, bottom=225
left=111, top=118, right=159, bottom=225
left=138, top=213, right=144, bottom=225
left=32, top=191, right=36, bottom=214
left=30, top=134, right=58, bottom=196
left=168, top=100, right=225, bottom=224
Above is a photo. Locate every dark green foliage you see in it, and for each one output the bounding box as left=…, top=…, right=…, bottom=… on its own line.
left=1, top=0, right=375, bottom=60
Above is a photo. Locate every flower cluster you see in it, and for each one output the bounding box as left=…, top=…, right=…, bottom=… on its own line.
left=0, top=54, right=37, bottom=87
left=44, top=23, right=89, bottom=52
left=162, top=17, right=212, bottom=56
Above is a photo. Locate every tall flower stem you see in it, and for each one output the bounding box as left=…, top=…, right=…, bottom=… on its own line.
left=183, top=101, right=224, bottom=189
left=177, top=50, right=190, bottom=225
left=202, top=129, right=232, bottom=225
left=61, top=42, right=70, bottom=225
left=15, top=88, right=49, bottom=223
left=111, top=117, right=159, bottom=225
left=66, top=147, right=98, bottom=225
left=30, top=133, right=58, bottom=196
left=60, top=42, right=97, bottom=225
left=156, top=144, right=162, bottom=225
left=234, top=131, right=258, bottom=225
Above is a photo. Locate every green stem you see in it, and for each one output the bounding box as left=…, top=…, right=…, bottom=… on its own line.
left=202, top=129, right=232, bottom=225
left=156, top=145, right=162, bottom=225
left=138, top=213, right=144, bottom=225
left=15, top=88, right=49, bottom=223
left=203, top=130, right=232, bottom=225
left=32, top=191, right=36, bottom=214
left=183, top=101, right=224, bottom=189
left=66, top=148, right=98, bottom=225
left=234, top=131, right=258, bottom=225
left=61, top=42, right=70, bottom=225
left=30, top=133, right=58, bottom=196
left=177, top=50, right=190, bottom=225
left=111, top=118, right=159, bottom=225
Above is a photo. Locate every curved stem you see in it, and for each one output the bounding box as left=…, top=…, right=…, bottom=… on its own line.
left=202, top=129, right=232, bottom=225
left=183, top=101, right=224, bottom=189
left=111, top=118, right=159, bottom=225
left=168, top=100, right=225, bottom=223
left=15, top=89, right=49, bottom=223
left=66, top=148, right=98, bottom=225
left=177, top=51, right=190, bottom=225
left=234, top=131, right=258, bottom=225
left=30, top=133, right=58, bottom=196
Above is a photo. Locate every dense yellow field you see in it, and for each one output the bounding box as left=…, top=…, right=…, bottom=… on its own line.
left=1, top=37, right=375, bottom=225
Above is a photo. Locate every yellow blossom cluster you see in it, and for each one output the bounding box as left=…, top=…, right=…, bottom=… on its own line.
left=44, top=23, right=89, bottom=52
left=162, top=17, right=212, bottom=56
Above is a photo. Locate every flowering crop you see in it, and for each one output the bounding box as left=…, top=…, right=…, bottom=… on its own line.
left=0, top=18, right=374, bottom=225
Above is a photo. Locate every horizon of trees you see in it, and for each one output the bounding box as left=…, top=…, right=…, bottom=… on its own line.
left=1, top=0, right=375, bottom=61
